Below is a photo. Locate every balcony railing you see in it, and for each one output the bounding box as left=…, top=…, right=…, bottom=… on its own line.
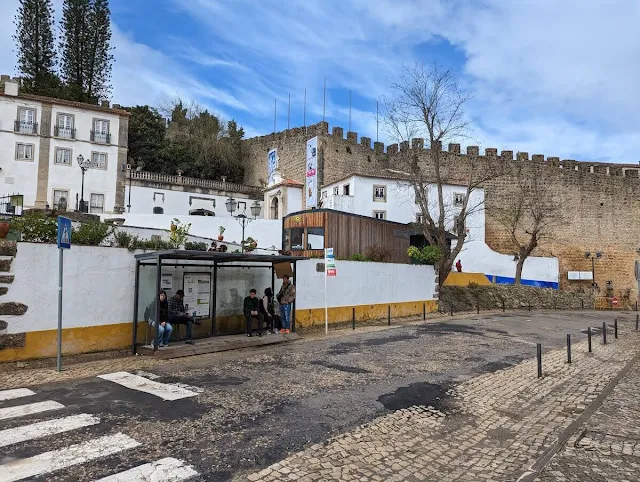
left=90, top=130, right=111, bottom=144
left=130, top=170, right=263, bottom=196
left=14, top=120, right=38, bottom=135
left=54, top=125, right=76, bottom=139
left=323, top=194, right=355, bottom=213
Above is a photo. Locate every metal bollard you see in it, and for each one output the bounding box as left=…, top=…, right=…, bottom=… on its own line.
left=614, top=318, right=618, bottom=339
left=636, top=314, right=639, bottom=331
left=388, top=306, right=391, bottom=326
left=423, top=303, right=426, bottom=320
left=352, top=307, right=356, bottom=330
left=603, top=322, right=607, bottom=345
left=477, top=300, right=480, bottom=314
left=528, top=302, right=531, bottom=312
left=635, top=301, right=638, bottom=312
left=537, top=343, right=542, bottom=378
left=588, top=327, right=592, bottom=353
left=450, top=306, right=453, bottom=317
left=566, top=334, right=571, bottom=363
left=502, top=300, right=505, bottom=312
left=581, top=299, right=584, bottom=310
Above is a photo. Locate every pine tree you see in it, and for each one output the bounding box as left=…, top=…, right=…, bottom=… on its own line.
left=59, top=0, right=91, bottom=101
left=84, top=0, right=113, bottom=103
left=13, top=0, right=59, bottom=95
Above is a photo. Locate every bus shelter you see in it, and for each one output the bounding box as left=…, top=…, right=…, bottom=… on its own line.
left=131, top=250, right=307, bottom=354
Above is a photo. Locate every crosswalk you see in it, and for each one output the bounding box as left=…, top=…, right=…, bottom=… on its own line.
left=0, top=372, right=200, bottom=481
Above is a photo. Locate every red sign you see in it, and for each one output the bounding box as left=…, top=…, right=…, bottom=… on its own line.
left=612, top=297, right=619, bottom=307
left=326, top=268, right=337, bottom=277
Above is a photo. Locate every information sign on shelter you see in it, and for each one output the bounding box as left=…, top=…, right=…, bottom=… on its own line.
left=325, top=247, right=336, bottom=277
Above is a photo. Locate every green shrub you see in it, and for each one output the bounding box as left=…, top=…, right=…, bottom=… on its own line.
left=72, top=222, right=112, bottom=246
left=114, top=230, right=134, bottom=248
left=347, top=253, right=368, bottom=262
left=131, top=238, right=173, bottom=251
left=407, top=245, right=443, bottom=265
left=184, top=241, right=208, bottom=251
left=10, top=212, right=57, bottom=243
left=364, top=245, right=392, bottom=262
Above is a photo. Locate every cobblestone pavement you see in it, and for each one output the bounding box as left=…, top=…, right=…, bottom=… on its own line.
left=536, top=347, right=640, bottom=482
left=0, top=310, right=637, bottom=481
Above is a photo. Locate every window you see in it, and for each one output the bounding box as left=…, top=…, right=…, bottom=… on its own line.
left=55, top=148, right=71, bottom=165
left=373, top=185, right=386, bottom=202
left=453, top=192, right=465, bottom=207
left=373, top=210, right=386, bottom=220
left=15, top=143, right=34, bottom=160
left=307, top=227, right=324, bottom=250
left=92, top=119, right=110, bottom=143
left=333, top=186, right=339, bottom=196
left=53, top=190, right=69, bottom=211
left=153, top=206, right=164, bottom=214
left=16, top=107, right=36, bottom=134
left=416, top=214, right=424, bottom=224
left=89, top=193, right=105, bottom=213
left=91, top=152, right=107, bottom=169
left=343, top=184, right=350, bottom=196
left=321, top=190, right=327, bottom=199
left=287, top=228, right=305, bottom=250
left=55, top=113, right=75, bottom=138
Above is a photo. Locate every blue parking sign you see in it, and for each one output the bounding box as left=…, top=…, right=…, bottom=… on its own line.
left=57, top=216, right=71, bottom=249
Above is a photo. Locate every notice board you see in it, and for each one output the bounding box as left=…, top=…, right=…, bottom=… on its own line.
left=182, top=273, right=211, bottom=317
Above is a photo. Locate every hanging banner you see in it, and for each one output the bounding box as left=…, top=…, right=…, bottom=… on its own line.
left=325, top=247, right=337, bottom=277
left=267, top=148, right=278, bottom=185
left=183, top=273, right=211, bottom=317
left=306, top=137, right=318, bottom=208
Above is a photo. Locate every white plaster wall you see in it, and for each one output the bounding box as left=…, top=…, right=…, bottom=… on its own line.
left=103, top=213, right=283, bottom=250
left=295, top=260, right=436, bottom=310
left=0, top=97, right=42, bottom=205
left=3, top=243, right=136, bottom=334
left=286, top=188, right=303, bottom=217
left=125, top=185, right=264, bottom=218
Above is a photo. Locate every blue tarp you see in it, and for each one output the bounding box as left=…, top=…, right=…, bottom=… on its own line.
left=485, top=274, right=559, bottom=290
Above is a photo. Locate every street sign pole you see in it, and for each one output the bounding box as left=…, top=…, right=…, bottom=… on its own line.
left=324, top=247, right=337, bottom=335
left=56, top=216, right=72, bottom=372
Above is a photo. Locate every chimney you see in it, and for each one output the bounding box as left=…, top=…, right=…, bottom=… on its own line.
left=3, top=78, right=19, bottom=96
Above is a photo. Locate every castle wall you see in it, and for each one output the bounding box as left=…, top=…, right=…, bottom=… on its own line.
left=242, top=124, right=640, bottom=300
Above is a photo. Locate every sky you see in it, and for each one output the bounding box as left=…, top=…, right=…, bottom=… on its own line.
left=1, top=0, right=639, bottom=163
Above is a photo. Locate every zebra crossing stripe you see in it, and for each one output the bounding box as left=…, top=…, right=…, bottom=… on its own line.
left=94, top=457, right=199, bottom=481
left=0, top=413, right=100, bottom=448
left=0, top=389, right=35, bottom=402
left=97, top=372, right=198, bottom=401
left=0, top=432, right=141, bottom=482
left=0, top=401, right=64, bottom=421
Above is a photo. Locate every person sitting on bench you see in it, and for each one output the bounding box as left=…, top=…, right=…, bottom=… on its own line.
left=260, top=287, right=278, bottom=334
left=244, top=289, right=263, bottom=337
left=144, top=290, right=172, bottom=347
left=168, top=289, right=199, bottom=345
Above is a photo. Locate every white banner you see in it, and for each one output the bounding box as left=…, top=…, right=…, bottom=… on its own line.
left=306, top=137, right=318, bottom=208
left=267, top=148, right=278, bottom=185
left=183, top=273, right=211, bottom=317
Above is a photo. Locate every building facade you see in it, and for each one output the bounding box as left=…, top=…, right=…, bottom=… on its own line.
left=0, top=76, right=129, bottom=213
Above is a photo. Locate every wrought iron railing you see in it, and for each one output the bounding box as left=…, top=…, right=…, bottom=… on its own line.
left=90, top=130, right=111, bottom=144
left=0, top=194, right=24, bottom=218
left=13, top=120, right=38, bottom=135
left=54, top=125, right=76, bottom=139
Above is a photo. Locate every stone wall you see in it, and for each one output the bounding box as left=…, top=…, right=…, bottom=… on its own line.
left=242, top=124, right=640, bottom=300
left=439, top=285, right=595, bottom=313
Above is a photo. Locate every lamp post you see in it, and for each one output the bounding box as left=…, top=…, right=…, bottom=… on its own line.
left=226, top=197, right=262, bottom=252
left=585, top=251, right=603, bottom=289
left=127, top=164, right=144, bottom=213
left=77, top=154, right=91, bottom=213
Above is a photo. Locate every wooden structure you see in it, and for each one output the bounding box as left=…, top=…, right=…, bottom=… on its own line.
left=282, top=209, right=421, bottom=263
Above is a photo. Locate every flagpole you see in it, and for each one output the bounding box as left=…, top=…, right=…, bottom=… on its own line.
left=349, top=90, right=352, bottom=132
left=303, top=88, right=307, bottom=134
left=287, top=93, right=291, bottom=130
left=323, top=78, right=326, bottom=123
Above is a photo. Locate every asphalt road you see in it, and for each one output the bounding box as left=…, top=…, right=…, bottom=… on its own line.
left=0, top=310, right=630, bottom=481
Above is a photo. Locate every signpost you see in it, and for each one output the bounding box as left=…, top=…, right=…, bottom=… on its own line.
left=612, top=296, right=619, bottom=308
left=56, top=216, right=71, bottom=372
left=324, top=248, right=336, bottom=335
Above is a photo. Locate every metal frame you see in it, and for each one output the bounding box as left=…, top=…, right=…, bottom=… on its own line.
left=131, top=250, right=307, bottom=354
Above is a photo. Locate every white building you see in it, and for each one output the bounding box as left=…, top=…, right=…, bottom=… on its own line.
left=320, top=173, right=560, bottom=288
left=0, top=75, right=128, bottom=213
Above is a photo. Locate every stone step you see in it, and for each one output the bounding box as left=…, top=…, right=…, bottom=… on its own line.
left=0, top=287, right=7, bottom=296
left=0, top=302, right=27, bottom=316
left=0, top=259, right=11, bottom=272
left=0, top=275, right=14, bottom=284
left=0, top=240, right=16, bottom=257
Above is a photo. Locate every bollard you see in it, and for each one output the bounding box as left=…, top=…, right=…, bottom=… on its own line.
left=528, top=302, right=531, bottom=312
left=477, top=300, right=480, bottom=314
left=502, top=300, right=505, bottom=312
left=352, top=307, right=356, bottom=330
left=588, top=327, right=592, bottom=353
left=581, top=299, right=584, bottom=310
left=536, top=343, right=542, bottom=378
left=602, top=321, right=607, bottom=345
left=388, top=305, right=391, bottom=326
left=450, top=306, right=453, bottom=317
left=566, top=334, right=572, bottom=363
left=636, top=301, right=638, bottom=312
left=423, top=303, right=426, bottom=320
left=636, top=314, right=639, bottom=331
left=614, top=318, right=618, bottom=339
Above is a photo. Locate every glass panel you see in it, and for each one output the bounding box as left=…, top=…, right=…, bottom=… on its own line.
left=307, top=227, right=324, bottom=249
left=92, top=153, right=106, bottom=168
left=56, top=149, right=70, bottom=164
left=288, top=228, right=304, bottom=250
left=90, top=194, right=104, bottom=213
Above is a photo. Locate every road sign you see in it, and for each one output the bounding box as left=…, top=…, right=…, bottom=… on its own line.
left=325, top=247, right=336, bottom=277
left=57, top=216, right=71, bottom=249
left=612, top=296, right=619, bottom=307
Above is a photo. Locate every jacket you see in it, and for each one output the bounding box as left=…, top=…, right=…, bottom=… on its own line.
left=144, top=299, right=169, bottom=324
left=243, top=296, right=260, bottom=316
left=168, top=296, right=185, bottom=316
left=277, top=282, right=296, bottom=305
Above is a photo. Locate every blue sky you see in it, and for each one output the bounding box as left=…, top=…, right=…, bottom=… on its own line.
left=1, top=0, right=639, bottom=163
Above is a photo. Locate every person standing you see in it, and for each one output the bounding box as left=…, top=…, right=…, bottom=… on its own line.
left=243, top=289, right=262, bottom=337
left=455, top=259, right=462, bottom=272
left=168, top=290, right=196, bottom=345
left=260, top=287, right=276, bottom=333
left=277, top=275, right=296, bottom=334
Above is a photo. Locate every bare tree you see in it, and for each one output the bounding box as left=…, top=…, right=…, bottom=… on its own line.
left=494, top=162, right=564, bottom=284
left=382, top=63, right=502, bottom=286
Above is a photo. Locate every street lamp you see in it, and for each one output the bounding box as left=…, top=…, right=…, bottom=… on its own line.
left=226, top=197, right=262, bottom=252
left=127, top=164, right=144, bottom=213
left=77, top=154, right=91, bottom=213
left=585, top=251, right=603, bottom=289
